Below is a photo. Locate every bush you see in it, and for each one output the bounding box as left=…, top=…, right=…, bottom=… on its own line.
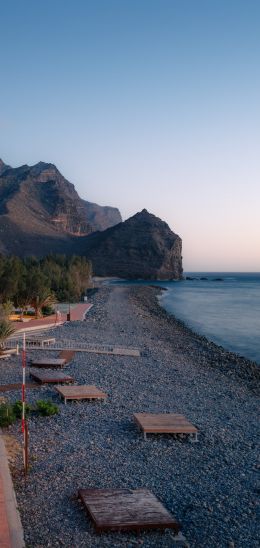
left=36, top=400, right=59, bottom=416
left=23, top=310, right=35, bottom=316
left=41, top=305, right=55, bottom=316
left=12, top=400, right=32, bottom=419
left=0, top=403, right=16, bottom=427
left=0, top=320, right=15, bottom=347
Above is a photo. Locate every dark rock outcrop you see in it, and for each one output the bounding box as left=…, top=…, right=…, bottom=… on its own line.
left=0, top=159, right=11, bottom=176
left=81, top=209, right=183, bottom=280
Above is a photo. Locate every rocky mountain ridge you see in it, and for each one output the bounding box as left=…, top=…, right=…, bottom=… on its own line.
left=0, top=159, right=121, bottom=239
left=82, top=209, right=183, bottom=279
left=0, top=158, right=183, bottom=279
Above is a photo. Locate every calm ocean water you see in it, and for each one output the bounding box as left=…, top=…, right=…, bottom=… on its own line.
left=112, top=273, right=260, bottom=365
left=159, top=273, right=260, bottom=365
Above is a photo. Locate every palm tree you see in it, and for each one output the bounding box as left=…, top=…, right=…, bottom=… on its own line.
left=30, top=291, right=57, bottom=319
left=0, top=320, right=15, bottom=350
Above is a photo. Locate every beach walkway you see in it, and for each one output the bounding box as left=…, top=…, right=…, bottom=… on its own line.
left=10, top=303, right=93, bottom=334
left=0, top=435, right=24, bottom=548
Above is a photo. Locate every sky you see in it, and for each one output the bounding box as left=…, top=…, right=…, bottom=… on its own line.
left=0, top=0, right=259, bottom=271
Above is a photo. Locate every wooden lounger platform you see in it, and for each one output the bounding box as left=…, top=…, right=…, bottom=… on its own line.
left=1, top=348, right=19, bottom=356
left=134, top=413, right=198, bottom=441
left=78, top=488, right=180, bottom=533
left=30, top=358, right=66, bottom=368
left=58, top=350, right=76, bottom=363
left=56, top=385, right=107, bottom=404
left=30, top=370, right=74, bottom=384
left=0, top=382, right=40, bottom=392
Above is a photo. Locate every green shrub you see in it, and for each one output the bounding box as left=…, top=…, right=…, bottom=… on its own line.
left=41, top=305, right=55, bottom=316
left=12, top=400, right=32, bottom=419
left=0, top=320, right=15, bottom=347
left=0, top=403, right=16, bottom=427
left=24, top=310, right=35, bottom=316
left=36, top=400, right=59, bottom=416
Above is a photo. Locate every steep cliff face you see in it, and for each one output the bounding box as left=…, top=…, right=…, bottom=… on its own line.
left=83, top=200, right=122, bottom=231
left=0, top=161, right=92, bottom=237
left=0, top=159, right=122, bottom=254
left=0, top=159, right=11, bottom=176
left=82, top=209, right=183, bottom=280
left=0, top=158, right=183, bottom=280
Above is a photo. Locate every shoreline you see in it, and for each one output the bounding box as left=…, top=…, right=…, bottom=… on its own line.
left=1, top=284, right=259, bottom=547
left=141, top=285, right=260, bottom=390
left=107, top=275, right=260, bottom=370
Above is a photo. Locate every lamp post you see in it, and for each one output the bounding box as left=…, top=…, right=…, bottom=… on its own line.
left=67, top=301, right=71, bottom=321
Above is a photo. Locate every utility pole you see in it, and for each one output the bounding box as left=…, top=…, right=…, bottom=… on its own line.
left=22, top=333, right=28, bottom=477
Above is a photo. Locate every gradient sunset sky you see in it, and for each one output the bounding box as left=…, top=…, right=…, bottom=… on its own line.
left=0, top=0, right=259, bottom=271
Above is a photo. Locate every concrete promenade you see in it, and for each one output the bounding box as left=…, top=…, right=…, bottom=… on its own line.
left=12, top=303, right=93, bottom=334
left=0, top=434, right=24, bottom=548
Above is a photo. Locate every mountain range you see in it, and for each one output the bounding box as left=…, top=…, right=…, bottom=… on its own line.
left=0, top=159, right=183, bottom=279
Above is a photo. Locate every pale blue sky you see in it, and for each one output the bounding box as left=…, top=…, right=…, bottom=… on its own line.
left=0, top=0, right=259, bottom=270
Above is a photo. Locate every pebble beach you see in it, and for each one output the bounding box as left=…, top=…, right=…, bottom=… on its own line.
left=1, top=285, right=260, bottom=547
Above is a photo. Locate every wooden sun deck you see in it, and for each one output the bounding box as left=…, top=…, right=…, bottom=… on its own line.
left=0, top=382, right=39, bottom=392
left=30, top=358, right=66, bottom=368
left=55, top=385, right=107, bottom=404
left=78, top=488, right=180, bottom=533
left=58, top=350, right=76, bottom=363
left=30, top=370, right=74, bottom=384
left=134, top=413, right=198, bottom=441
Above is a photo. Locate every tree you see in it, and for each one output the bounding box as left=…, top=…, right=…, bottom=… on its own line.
left=0, top=254, right=93, bottom=307
left=0, top=301, right=13, bottom=320
left=0, top=320, right=15, bottom=350
left=30, top=290, right=57, bottom=318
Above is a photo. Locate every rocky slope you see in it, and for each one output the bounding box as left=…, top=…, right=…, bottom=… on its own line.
left=0, top=159, right=121, bottom=254
left=0, top=159, right=11, bottom=176
left=81, top=209, right=183, bottom=279
left=83, top=200, right=121, bottom=231
left=0, top=159, right=183, bottom=279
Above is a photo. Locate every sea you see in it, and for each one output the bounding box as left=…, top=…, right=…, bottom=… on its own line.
left=113, top=273, right=260, bottom=365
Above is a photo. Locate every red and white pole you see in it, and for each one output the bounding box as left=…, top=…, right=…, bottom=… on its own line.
left=22, top=332, right=26, bottom=433
left=22, top=332, right=28, bottom=476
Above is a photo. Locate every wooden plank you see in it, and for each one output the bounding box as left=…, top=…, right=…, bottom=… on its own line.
left=56, top=385, right=107, bottom=403
left=30, top=358, right=66, bottom=368
left=78, top=488, right=180, bottom=533
left=1, top=348, right=18, bottom=356
left=134, top=413, right=198, bottom=435
left=0, top=382, right=39, bottom=392
left=58, top=350, right=76, bottom=363
left=30, top=371, right=74, bottom=384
